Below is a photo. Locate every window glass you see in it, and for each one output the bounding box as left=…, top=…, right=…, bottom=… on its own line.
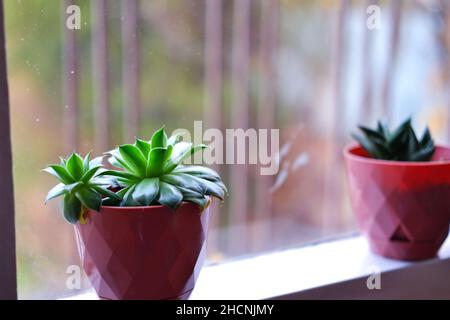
left=6, top=0, right=446, bottom=299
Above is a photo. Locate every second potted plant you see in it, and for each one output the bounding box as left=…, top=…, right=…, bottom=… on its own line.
left=345, top=118, right=450, bottom=260
left=44, top=127, right=227, bottom=299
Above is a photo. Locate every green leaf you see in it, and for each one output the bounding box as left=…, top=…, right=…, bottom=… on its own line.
left=359, top=125, right=385, bottom=142
left=83, top=152, right=91, bottom=172
left=158, top=181, right=183, bottom=210
left=120, top=185, right=141, bottom=206
left=146, top=146, right=172, bottom=177
left=81, top=166, right=102, bottom=183
left=135, top=139, right=151, bottom=158
left=119, top=144, right=147, bottom=176
left=407, top=126, right=420, bottom=156
left=133, top=178, right=159, bottom=206
left=420, top=127, right=433, bottom=148
left=45, top=183, right=68, bottom=203
left=410, top=145, right=435, bottom=162
left=98, top=170, right=140, bottom=182
left=76, top=188, right=102, bottom=211
left=63, top=193, right=82, bottom=224
left=107, top=149, right=135, bottom=172
left=164, top=142, right=192, bottom=172
left=151, top=126, right=168, bottom=149
left=173, top=165, right=221, bottom=182
left=89, top=156, right=104, bottom=168
left=91, top=185, right=122, bottom=200
left=190, top=176, right=225, bottom=200
left=43, top=165, right=75, bottom=184
left=177, top=185, right=204, bottom=198
left=184, top=196, right=210, bottom=211
left=66, top=153, right=85, bottom=180
left=388, top=118, right=411, bottom=148
left=64, top=181, right=83, bottom=193
left=161, top=173, right=205, bottom=194
left=377, top=121, right=390, bottom=137
left=164, top=143, right=207, bottom=173
left=351, top=133, right=382, bottom=159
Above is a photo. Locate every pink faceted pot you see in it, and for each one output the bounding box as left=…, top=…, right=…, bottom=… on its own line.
left=75, top=201, right=210, bottom=300
left=344, top=145, right=450, bottom=261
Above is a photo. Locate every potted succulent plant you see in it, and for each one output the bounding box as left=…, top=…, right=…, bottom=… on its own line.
left=44, top=127, right=227, bottom=299
left=344, top=118, right=450, bottom=260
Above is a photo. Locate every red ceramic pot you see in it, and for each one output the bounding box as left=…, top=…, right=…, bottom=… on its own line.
left=344, top=145, right=450, bottom=261
left=74, top=201, right=210, bottom=300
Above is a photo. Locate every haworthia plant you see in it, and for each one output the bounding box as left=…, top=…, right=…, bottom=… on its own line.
left=99, top=126, right=227, bottom=210
left=44, top=127, right=227, bottom=224
left=43, top=153, right=120, bottom=223
left=351, top=118, right=435, bottom=162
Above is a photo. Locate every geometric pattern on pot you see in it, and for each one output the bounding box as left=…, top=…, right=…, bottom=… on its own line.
left=75, top=202, right=209, bottom=300
left=345, top=145, right=450, bottom=260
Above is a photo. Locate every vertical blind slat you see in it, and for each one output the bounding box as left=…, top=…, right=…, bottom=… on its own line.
left=253, top=0, right=279, bottom=250
left=361, top=0, right=378, bottom=124
left=204, top=0, right=223, bottom=256
left=382, top=0, right=403, bottom=121
left=62, top=0, right=79, bottom=153
left=322, top=0, right=349, bottom=231
left=122, top=0, right=140, bottom=142
left=229, top=0, right=251, bottom=254
left=91, top=0, right=110, bottom=151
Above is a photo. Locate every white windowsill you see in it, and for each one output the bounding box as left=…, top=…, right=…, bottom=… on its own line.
left=64, top=235, right=450, bottom=300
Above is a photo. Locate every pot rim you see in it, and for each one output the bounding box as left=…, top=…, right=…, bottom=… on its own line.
left=344, top=143, right=450, bottom=167
left=98, top=196, right=211, bottom=211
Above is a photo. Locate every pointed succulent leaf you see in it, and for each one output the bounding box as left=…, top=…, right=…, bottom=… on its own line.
left=377, top=121, right=390, bottom=137
left=120, top=185, right=141, bottom=206
left=351, top=133, right=382, bottom=159
left=151, top=126, right=168, bottom=149
left=184, top=195, right=210, bottom=211
left=135, top=139, right=151, bottom=158
left=172, top=165, right=221, bottom=181
left=133, top=178, right=159, bottom=206
left=91, top=185, right=122, bottom=200
left=410, top=144, right=435, bottom=162
left=420, top=127, right=433, bottom=148
left=359, top=125, right=385, bottom=142
left=63, top=193, right=82, bottom=224
left=119, top=144, right=147, bottom=176
left=66, top=153, right=85, bottom=180
left=407, top=126, right=420, bottom=156
left=83, top=152, right=91, bottom=172
left=161, top=173, right=205, bottom=194
left=157, top=181, right=183, bottom=210
left=81, top=166, right=102, bottom=183
left=45, top=183, right=68, bottom=203
left=76, top=187, right=102, bottom=211
left=190, top=176, right=225, bottom=200
left=107, top=148, right=135, bottom=172
left=97, top=170, right=140, bottom=182
left=146, top=146, right=173, bottom=177
left=164, top=143, right=207, bottom=173
left=43, top=165, right=75, bottom=184
left=89, top=156, right=104, bottom=168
